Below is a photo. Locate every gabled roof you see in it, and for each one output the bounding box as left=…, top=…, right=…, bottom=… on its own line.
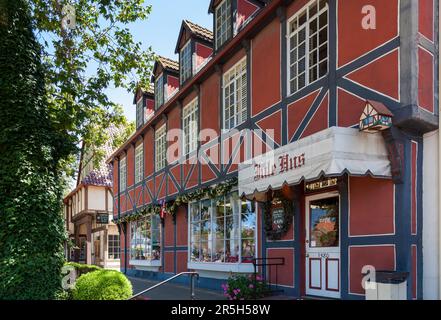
left=175, top=20, right=213, bottom=53
left=208, top=0, right=267, bottom=13
left=152, top=55, right=179, bottom=77
left=76, top=124, right=126, bottom=189
left=133, top=84, right=154, bottom=104
left=367, top=100, right=394, bottom=116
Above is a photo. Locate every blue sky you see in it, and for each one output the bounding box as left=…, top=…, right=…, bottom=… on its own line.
left=107, top=0, right=213, bottom=122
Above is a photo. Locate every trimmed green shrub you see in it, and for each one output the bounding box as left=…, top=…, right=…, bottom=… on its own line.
left=65, top=262, right=102, bottom=277
left=72, top=270, right=132, bottom=300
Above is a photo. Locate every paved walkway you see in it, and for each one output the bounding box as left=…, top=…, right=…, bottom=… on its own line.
left=128, top=276, right=226, bottom=300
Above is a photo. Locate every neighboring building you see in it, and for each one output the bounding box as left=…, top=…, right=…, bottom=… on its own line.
left=64, top=126, right=123, bottom=269
left=107, top=0, right=439, bottom=299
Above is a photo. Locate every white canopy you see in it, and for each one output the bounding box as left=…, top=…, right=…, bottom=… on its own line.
left=238, top=127, right=391, bottom=198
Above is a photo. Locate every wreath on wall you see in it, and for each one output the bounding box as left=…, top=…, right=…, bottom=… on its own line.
left=113, top=177, right=238, bottom=225
left=263, top=195, right=295, bottom=241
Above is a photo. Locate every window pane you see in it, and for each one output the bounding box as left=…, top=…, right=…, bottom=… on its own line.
left=319, top=61, right=328, bottom=77
left=299, top=73, right=306, bottom=89
left=191, top=241, right=202, bottom=262
left=309, top=197, right=339, bottom=248
left=319, top=11, right=328, bottom=29
left=225, top=239, right=240, bottom=263
left=225, top=214, right=239, bottom=240
left=200, top=241, right=211, bottom=262
left=201, top=220, right=211, bottom=241
left=201, top=199, right=211, bottom=220
left=299, top=11, right=307, bottom=26
left=213, top=238, right=225, bottom=262
left=319, top=43, right=327, bottom=61
left=241, top=213, right=255, bottom=239
left=190, top=202, right=200, bottom=221
left=241, top=239, right=255, bottom=263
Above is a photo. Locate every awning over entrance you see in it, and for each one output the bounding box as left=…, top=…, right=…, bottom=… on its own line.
left=238, top=127, right=391, bottom=199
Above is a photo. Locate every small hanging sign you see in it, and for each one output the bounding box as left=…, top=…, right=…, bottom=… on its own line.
left=305, top=178, right=338, bottom=192
left=271, top=206, right=285, bottom=233
left=96, top=213, right=109, bottom=224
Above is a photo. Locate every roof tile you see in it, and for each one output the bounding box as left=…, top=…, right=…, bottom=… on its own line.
left=157, top=55, right=179, bottom=72
left=184, top=20, right=213, bottom=42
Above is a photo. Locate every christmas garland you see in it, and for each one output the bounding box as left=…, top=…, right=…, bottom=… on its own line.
left=113, top=177, right=238, bottom=224
left=263, top=195, right=295, bottom=241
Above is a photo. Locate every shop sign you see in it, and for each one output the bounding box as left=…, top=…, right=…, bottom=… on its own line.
left=254, top=152, right=306, bottom=182
left=96, top=213, right=109, bottom=224
left=305, top=178, right=338, bottom=192
left=271, top=206, right=285, bottom=233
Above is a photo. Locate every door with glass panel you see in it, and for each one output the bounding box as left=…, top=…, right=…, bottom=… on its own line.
left=305, top=192, right=340, bottom=298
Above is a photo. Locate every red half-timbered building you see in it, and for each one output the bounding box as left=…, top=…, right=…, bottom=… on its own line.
left=108, top=0, right=439, bottom=299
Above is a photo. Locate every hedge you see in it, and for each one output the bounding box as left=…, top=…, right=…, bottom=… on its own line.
left=72, top=270, right=133, bottom=300
left=0, top=0, right=66, bottom=299
left=65, top=262, right=102, bottom=277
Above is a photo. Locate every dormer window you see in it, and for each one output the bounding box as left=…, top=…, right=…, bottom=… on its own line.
left=175, top=21, right=213, bottom=85
left=136, top=97, right=144, bottom=129
left=155, top=74, right=164, bottom=110
left=180, top=41, right=192, bottom=85
left=215, top=0, right=232, bottom=50
left=153, top=56, right=179, bottom=108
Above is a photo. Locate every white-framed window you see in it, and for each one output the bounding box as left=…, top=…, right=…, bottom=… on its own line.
left=134, top=143, right=143, bottom=183
left=215, top=0, right=232, bottom=50
left=183, top=99, right=198, bottom=155
left=155, top=74, right=164, bottom=110
left=119, top=157, right=127, bottom=192
left=223, top=58, right=247, bottom=130
left=130, top=214, right=161, bottom=261
left=189, top=192, right=256, bottom=264
left=136, top=97, right=144, bottom=129
left=108, top=234, right=120, bottom=260
left=180, top=41, right=192, bottom=84
left=155, top=124, right=167, bottom=171
left=288, top=0, right=328, bottom=95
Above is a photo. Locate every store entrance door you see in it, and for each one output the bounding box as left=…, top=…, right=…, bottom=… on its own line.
left=305, top=192, right=341, bottom=299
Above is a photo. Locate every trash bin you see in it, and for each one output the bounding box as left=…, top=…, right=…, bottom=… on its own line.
left=364, top=271, right=409, bottom=300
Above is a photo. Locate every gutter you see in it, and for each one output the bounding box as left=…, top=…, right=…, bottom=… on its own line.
left=106, top=0, right=282, bottom=164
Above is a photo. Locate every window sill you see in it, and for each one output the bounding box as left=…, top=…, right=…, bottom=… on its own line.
left=130, top=259, right=161, bottom=271
left=187, top=262, right=254, bottom=273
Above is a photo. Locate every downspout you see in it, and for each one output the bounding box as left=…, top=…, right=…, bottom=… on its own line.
left=438, top=0, right=441, bottom=300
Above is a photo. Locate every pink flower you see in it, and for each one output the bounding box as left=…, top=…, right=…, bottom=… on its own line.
left=249, top=284, right=254, bottom=289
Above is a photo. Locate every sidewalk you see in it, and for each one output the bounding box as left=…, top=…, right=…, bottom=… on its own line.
left=128, top=276, right=226, bottom=300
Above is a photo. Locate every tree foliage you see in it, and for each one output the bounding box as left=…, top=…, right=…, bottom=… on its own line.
left=0, top=0, right=66, bottom=299
left=0, top=0, right=153, bottom=299
left=30, top=0, right=154, bottom=171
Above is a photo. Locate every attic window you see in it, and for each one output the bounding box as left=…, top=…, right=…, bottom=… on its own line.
left=215, top=0, right=232, bottom=50
left=136, top=97, right=144, bottom=129
left=155, top=75, right=164, bottom=110
left=180, top=41, right=192, bottom=84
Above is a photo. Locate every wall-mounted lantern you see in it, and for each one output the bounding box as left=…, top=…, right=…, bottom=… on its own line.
left=359, top=100, right=393, bottom=133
